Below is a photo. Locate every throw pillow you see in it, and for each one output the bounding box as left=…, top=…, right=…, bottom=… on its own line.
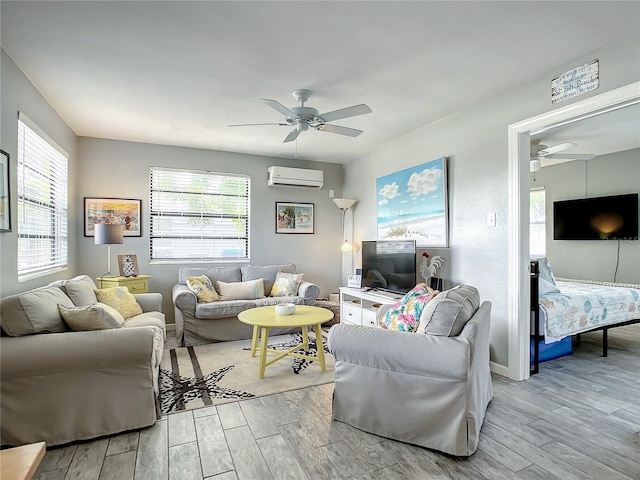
left=58, top=302, right=125, bottom=331
left=94, top=286, right=143, bottom=319
left=418, top=284, right=481, bottom=336
left=270, top=271, right=304, bottom=297
left=217, top=278, right=265, bottom=300
left=380, top=283, right=436, bottom=333
left=186, top=275, right=220, bottom=303
left=537, top=257, right=560, bottom=294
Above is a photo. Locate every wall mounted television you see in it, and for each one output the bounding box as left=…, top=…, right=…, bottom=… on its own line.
left=361, top=240, right=416, bottom=294
left=553, top=193, right=639, bottom=241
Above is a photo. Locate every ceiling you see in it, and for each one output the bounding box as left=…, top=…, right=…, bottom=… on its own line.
left=2, top=1, right=639, bottom=164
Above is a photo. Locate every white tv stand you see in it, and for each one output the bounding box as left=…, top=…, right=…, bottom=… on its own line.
left=339, top=287, right=402, bottom=327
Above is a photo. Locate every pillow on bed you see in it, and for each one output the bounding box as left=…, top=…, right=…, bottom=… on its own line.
left=537, top=257, right=560, bottom=294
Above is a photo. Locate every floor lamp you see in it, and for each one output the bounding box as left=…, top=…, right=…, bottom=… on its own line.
left=94, top=223, right=124, bottom=278
left=333, top=198, right=356, bottom=286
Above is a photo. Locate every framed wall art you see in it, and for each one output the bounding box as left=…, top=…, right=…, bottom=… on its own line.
left=118, top=254, right=140, bottom=277
left=84, top=197, right=142, bottom=237
left=0, top=149, right=10, bottom=232
left=275, top=202, right=314, bottom=234
left=376, top=156, right=448, bottom=247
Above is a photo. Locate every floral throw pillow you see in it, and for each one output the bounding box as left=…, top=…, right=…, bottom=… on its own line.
left=380, top=283, right=438, bottom=333
left=94, top=286, right=143, bottom=319
left=186, top=275, right=220, bottom=303
left=270, top=271, right=304, bottom=297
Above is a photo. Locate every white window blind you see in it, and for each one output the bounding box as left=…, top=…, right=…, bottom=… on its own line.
left=17, top=115, right=69, bottom=279
left=150, top=167, right=250, bottom=261
left=530, top=187, right=546, bottom=256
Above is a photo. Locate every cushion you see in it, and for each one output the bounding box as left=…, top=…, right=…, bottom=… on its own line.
left=537, top=257, right=561, bottom=294
left=418, top=284, right=480, bottom=336
left=94, top=286, right=143, bottom=319
left=270, top=271, right=304, bottom=297
left=58, top=302, right=125, bottom=331
left=63, top=275, right=99, bottom=306
left=0, top=286, right=73, bottom=336
left=380, top=284, right=437, bottom=333
left=178, top=266, right=241, bottom=286
left=217, top=278, right=265, bottom=300
left=242, top=264, right=296, bottom=296
left=186, top=275, right=220, bottom=303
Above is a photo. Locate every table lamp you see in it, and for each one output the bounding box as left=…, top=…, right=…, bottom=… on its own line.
left=94, top=223, right=124, bottom=278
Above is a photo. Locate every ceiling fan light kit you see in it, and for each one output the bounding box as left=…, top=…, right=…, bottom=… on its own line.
left=229, top=89, right=372, bottom=143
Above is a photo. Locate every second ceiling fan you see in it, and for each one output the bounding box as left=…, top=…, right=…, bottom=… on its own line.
left=530, top=140, right=595, bottom=172
left=229, top=89, right=372, bottom=143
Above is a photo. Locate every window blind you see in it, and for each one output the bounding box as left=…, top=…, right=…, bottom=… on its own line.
left=530, top=187, right=546, bottom=256
left=150, top=166, right=250, bottom=261
left=17, top=116, right=69, bottom=279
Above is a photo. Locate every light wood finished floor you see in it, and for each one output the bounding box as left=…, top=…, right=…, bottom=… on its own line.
left=33, top=325, right=640, bottom=480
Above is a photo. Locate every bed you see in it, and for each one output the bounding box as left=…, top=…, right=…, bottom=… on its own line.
left=530, top=259, right=640, bottom=375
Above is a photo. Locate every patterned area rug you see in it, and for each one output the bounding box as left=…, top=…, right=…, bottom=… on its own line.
left=159, top=330, right=334, bottom=415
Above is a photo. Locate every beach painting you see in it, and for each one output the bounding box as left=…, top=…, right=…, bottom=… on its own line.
left=376, top=157, right=448, bottom=247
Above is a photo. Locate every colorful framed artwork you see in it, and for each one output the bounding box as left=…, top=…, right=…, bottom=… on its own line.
left=376, top=156, right=448, bottom=247
left=0, top=149, right=10, bottom=232
left=84, top=197, right=142, bottom=237
left=275, top=202, right=314, bottom=234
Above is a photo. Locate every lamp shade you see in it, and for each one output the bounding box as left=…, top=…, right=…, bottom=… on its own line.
left=333, top=198, right=356, bottom=210
left=94, top=223, right=124, bottom=245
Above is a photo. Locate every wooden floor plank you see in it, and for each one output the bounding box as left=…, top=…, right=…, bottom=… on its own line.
left=224, top=425, right=272, bottom=480
left=238, top=398, right=279, bottom=439
left=167, top=411, right=197, bottom=447
left=256, top=434, right=309, bottom=480
left=194, top=413, right=234, bottom=478
left=168, top=442, right=202, bottom=480
left=98, top=450, right=136, bottom=480
left=134, top=419, right=168, bottom=480
left=64, top=438, right=108, bottom=480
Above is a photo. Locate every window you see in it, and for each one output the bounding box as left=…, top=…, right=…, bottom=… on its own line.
left=150, top=167, right=250, bottom=261
left=530, top=187, right=546, bottom=256
left=17, top=113, right=69, bottom=280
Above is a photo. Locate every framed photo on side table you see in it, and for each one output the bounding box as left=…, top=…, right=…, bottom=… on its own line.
left=84, top=197, right=142, bottom=237
left=0, top=149, right=10, bottom=232
left=347, top=274, right=362, bottom=288
left=275, top=202, right=314, bottom=234
left=118, top=254, right=139, bottom=277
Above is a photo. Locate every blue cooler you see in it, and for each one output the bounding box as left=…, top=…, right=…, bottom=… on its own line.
left=531, top=336, right=573, bottom=364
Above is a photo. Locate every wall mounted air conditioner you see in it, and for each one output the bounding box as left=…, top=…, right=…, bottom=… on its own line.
left=267, top=166, right=324, bottom=189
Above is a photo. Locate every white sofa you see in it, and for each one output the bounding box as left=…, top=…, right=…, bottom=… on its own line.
left=328, top=285, right=492, bottom=457
left=172, top=263, right=320, bottom=346
left=0, top=275, right=165, bottom=447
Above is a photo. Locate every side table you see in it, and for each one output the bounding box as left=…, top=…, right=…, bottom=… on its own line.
left=0, top=441, right=46, bottom=480
left=96, top=274, right=151, bottom=293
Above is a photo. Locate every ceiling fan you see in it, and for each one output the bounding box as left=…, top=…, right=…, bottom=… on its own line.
left=530, top=140, right=595, bottom=172
left=229, top=89, right=372, bottom=143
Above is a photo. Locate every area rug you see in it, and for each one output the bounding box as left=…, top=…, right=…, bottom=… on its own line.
left=159, top=330, right=334, bottom=415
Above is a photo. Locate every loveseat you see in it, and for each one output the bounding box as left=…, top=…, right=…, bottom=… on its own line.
left=0, top=275, right=165, bottom=447
left=172, top=263, right=320, bottom=346
left=328, top=284, right=492, bottom=457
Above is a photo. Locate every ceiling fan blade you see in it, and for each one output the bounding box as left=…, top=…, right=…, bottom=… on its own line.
left=283, top=128, right=302, bottom=143
left=546, top=153, right=596, bottom=160
left=538, top=142, right=576, bottom=156
left=260, top=99, right=298, bottom=118
left=319, top=104, right=372, bottom=123
left=318, top=124, right=363, bottom=137
left=228, top=123, right=289, bottom=127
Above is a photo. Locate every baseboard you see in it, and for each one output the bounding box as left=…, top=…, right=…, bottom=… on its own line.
left=490, top=361, right=510, bottom=379
left=166, top=323, right=176, bottom=332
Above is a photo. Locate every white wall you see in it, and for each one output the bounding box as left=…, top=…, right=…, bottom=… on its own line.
left=343, top=37, right=640, bottom=368
left=77, top=137, right=345, bottom=319
left=0, top=50, right=80, bottom=297
left=531, top=148, right=640, bottom=284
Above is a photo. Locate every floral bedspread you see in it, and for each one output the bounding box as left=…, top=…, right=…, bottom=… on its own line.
left=539, top=280, right=640, bottom=343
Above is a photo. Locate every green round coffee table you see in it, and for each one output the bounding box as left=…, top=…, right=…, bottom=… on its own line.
left=238, top=305, right=334, bottom=379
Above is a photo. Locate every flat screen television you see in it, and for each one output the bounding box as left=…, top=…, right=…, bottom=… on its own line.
left=553, top=193, right=639, bottom=240
left=361, top=240, right=416, bottom=294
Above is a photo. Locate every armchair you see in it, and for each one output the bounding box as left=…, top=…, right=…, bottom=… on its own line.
left=328, top=299, right=492, bottom=457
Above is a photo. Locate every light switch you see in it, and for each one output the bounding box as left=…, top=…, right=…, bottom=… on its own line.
left=329, top=189, right=335, bottom=198
left=487, top=213, right=496, bottom=227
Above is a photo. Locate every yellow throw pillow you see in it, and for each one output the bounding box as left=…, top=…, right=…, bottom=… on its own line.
left=186, top=275, right=220, bottom=303
left=94, top=286, right=143, bottom=319
left=59, top=302, right=125, bottom=331
left=270, top=271, right=304, bottom=297
left=217, top=278, right=265, bottom=300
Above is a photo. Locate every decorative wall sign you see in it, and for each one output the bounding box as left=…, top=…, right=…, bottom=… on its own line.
left=275, top=202, right=314, bottom=234
left=347, top=274, right=362, bottom=288
left=84, top=197, right=142, bottom=237
left=0, top=149, right=10, bottom=232
left=376, top=157, right=448, bottom=247
left=552, top=59, right=599, bottom=104
left=118, top=254, right=139, bottom=277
